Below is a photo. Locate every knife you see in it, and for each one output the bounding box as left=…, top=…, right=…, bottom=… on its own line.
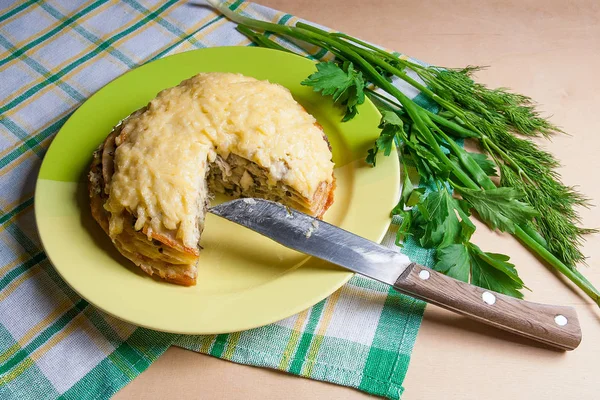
left=209, top=198, right=582, bottom=350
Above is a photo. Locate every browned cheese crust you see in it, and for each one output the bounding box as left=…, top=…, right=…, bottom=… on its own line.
left=89, top=114, right=334, bottom=286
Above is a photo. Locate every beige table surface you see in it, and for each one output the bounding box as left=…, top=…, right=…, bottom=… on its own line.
left=116, top=1, right=600, bottom=398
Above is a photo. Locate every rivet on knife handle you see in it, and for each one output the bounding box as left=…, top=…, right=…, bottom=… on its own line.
left=394, top=263, right=582, bottom=350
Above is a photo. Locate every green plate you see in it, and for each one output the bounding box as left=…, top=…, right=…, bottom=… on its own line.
left=35, top=47, right=399, bottom=334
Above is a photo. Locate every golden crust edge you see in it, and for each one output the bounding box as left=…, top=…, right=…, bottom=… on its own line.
left=88, top=132, right=198, bottom=286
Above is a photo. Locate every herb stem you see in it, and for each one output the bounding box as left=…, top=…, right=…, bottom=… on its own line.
left=514, top=226, right=600, bottom=305
left=330, top=32, right=405, bottom=63
left=481, top=136, right=533, bottom=181
left=236, top=26, right=292, bottom=53
left=365, top=88, right=403, bottom=109
left=425, top=110, right=480, bottom=138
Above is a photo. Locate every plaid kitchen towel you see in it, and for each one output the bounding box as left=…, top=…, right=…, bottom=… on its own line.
left=0, top=1, right=435, bottom=398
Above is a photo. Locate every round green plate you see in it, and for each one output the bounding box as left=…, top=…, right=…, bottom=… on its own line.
left=35, top=47, right=399, bottom=334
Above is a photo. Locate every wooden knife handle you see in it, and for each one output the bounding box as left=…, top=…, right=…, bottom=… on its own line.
left=394, top=263, right=582, bottom=350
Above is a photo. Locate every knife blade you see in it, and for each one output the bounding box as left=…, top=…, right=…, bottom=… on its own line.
left=209, top=198, right=582, bottom=350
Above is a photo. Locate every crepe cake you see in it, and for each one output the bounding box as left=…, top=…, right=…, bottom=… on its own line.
left=89, top=72, right=335, bottom=286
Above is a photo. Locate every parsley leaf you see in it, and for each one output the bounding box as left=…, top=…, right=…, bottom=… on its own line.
left=434, top=244, right=470, bottom=281
left=366, top=111, right=404, bottom=166
left=301, top=61, right=365, bottom=121
left=412, top=187, right=462, bottom=249
left=400, top=182, right=527, bottom=297
left=469, top=244, right=525, bottom=298
left=391, top=162, right=424, bottom=246
left=366, top=147, right=378, bottom=167
left=376, top=111, right=403, bottom=156
left=391, top=164, right=424, bottom=216
left=404, top=135, right=451, bottom=180
left=458, top=186, right=538, bottom=233
left=395, top=212, right=413, bottom=247
left=459, top=219, right=476, bottom=243
left=468, top=152, right=498, bottom=176
left=434, top=243, right=525, bottom=298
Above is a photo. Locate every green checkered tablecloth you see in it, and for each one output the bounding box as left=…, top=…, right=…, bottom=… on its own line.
left=0, top=1, right=435, bottom=398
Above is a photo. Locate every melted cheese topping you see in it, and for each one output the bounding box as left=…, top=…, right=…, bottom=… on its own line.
left=104, top=72, right=334, bottom=248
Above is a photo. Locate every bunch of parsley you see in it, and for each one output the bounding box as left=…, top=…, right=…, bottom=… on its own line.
left=209, top=0, right=598, bottom=304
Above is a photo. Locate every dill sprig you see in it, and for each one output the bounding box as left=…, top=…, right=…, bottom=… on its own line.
left=500, top=163, right=596, bottom=266
left=418, top=66, right=561, bottom=138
